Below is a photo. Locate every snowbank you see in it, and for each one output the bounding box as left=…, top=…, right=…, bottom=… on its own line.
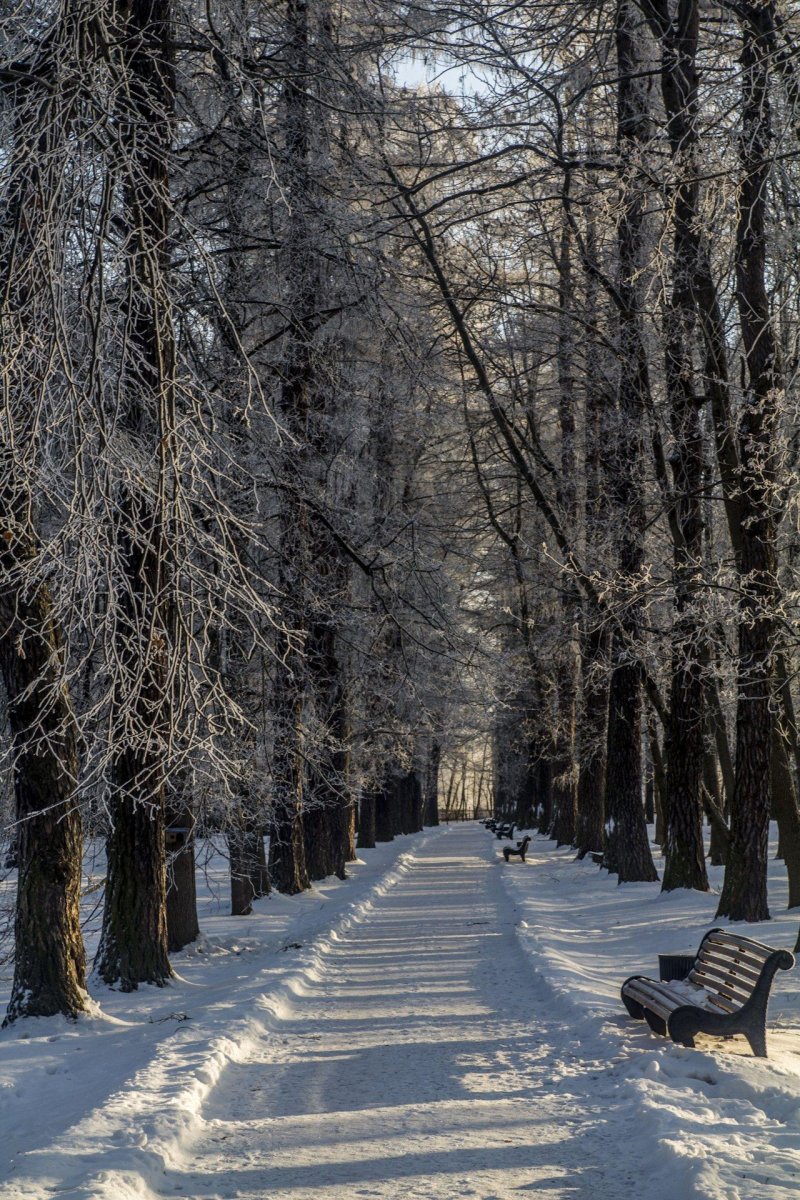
left=499, top=825, right=800, bottom=1200
left=0, top=831, right=436, bottom=1199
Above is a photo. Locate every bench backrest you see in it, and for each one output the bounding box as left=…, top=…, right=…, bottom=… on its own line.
left=689, top=929, right=794, bottom=1014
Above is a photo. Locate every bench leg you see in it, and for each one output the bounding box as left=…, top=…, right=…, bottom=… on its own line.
left=746, top=1025, right=767, bottom=1058
left=643, top=1009, right=668, bottom=1037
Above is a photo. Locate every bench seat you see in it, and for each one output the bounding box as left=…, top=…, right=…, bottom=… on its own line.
left=621, top=927, right=794, bottom=1057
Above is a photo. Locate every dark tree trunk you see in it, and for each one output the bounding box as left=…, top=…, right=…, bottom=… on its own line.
left=575, top=624, right=608, bottom=858
left=647, top=710, right=668, bottom=851
left=534, top=757, right=552, bottom=834
left=95, top=0, right=176, bottom=989
left=574, top=205, right=608, bottom=862
left=409, top=771, right=424, bottom=831
left=602, top=1, right=657, bottom=884
left=770, top=652, right=800, bottom=901
left=704, top=751, right=727, bottom=866
left=604, top=657, right=657, bottom=882
left=718, top=4, right=782, bottom=922
left=303, top=804, right=335, bottom=881
left=769, top=730, right=800, bottom=907
left=0, top=567, right=86, bottom=1022
left=269, top=730, right=309, bottom=894
left=166, top=804, right=198, bottom=952
left=514, top=738, right=537, bottom=831
left=549, top=216, right=579, bottom=849
left=649, top=0, right=708, bottom=893
left=306, top=611, right=351, bottom=881
left=357, top=789, right=377, bottom=849
left=0, top=30, right=87, bottom=1023
left=374, top=777, right=395, bottom=843
left=99, top=797, right=170, bottom=989
left=424, top=741, right=441, bottom=826
left=230, top=823, right=268, bottom=916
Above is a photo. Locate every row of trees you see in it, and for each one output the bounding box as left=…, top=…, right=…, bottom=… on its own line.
left=0, top=0, right=470, bottom=1025
left=4, top=0, right=800, bottom=1024
left=412, top=0, right=800, bottom=928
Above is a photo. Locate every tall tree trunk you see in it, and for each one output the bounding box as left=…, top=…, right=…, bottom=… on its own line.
left=575, top=623, right=608, bottom=858
left=575, top=193, right=608, bottom=860
left=549, top=217, right=579, bottom=848
left=603, top=0, right=657, bottom=884
left=652, top=0, right=709, bottom=892
left=95, top=0, right=176, bottom=989
left=0, top=29, right=87, bottom=1023
left=718, top=4, right=782, bottom=922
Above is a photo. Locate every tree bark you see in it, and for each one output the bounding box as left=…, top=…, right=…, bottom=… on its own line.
left=357, top=789, right=377, bottom=849
left=95, top=0, right=176, bottom=989
left=603, top=0, right=657, bottom=884
left=647, top=0, right=709, bottom=892
left=424, top=740, right=441, bottom=826
left=0, top=29, right=87, bottom=1023
left=717, top=3, right=782, bottom=922
left=166, top=801, right=199, bottom=952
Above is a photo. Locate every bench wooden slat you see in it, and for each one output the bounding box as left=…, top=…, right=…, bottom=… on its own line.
left=624, top=978, right=702, bottom=1016
left=705, top=933, right=774, bottom=962
left=701, top=944, right=772, bottom=977
left=624, top=982, right=682, bottom=1021
left=707, top=930, right=785, bottom=957
left=689, top=976, right=750, bottom=1011
left=686, top=980, right=739, bottom=1013
left=689, top=963, right=754, bottom=1003
left=627, top=974, right=738, bottom=1016
left=695, top=949, right=762, bottom=987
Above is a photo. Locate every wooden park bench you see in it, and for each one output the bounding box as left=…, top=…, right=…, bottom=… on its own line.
left=503, top=835, right=531, bottom=863
left=621, top=927, right=794, bottom=1058
left=495, top=822, right=515, bottom=840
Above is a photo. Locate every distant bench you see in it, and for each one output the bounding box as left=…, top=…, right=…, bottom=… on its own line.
left=503, top=835, right=531, bottom=863
left=621, top=927, right=794, bottom=1058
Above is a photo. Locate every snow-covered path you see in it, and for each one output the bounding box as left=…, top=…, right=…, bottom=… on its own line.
left=159, top=824, right=663, bottom=1199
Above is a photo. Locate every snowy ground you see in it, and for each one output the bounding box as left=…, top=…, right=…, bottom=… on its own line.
left=1, top=823, right=800, bottom=1198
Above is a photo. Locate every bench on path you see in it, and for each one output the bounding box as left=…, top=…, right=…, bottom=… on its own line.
left=495, top=822, right=515, bottom=840
left=503, top=835, right=531, bottom=863
left=621, top=927, right=794, bottom=1057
